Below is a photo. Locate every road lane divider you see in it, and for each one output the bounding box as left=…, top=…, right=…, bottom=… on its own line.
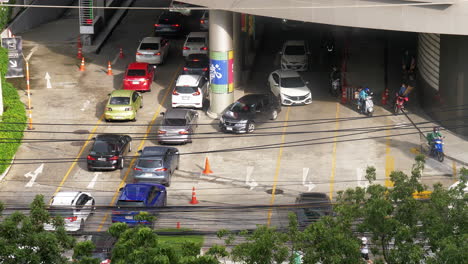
left=385, top=118, right=395, bottom=187
left=266, top=106, right=291, bottom=227
left=97, top=63, right=183, bottom=231
left=329, top=103, right=340, bottom=200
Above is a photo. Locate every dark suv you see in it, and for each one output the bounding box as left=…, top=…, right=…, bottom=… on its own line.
left=219, top=93, right=281, bottom=133
left=87, top=134, right=132, bottom=171
left=154, top=11, right=185, bottom=37
left=183, top=55, right=209, bottom=77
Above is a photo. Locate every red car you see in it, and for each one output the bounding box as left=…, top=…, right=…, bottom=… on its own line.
left=123, top=62, right=155, bottom=92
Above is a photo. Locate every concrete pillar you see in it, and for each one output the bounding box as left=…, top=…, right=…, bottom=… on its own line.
left=207, top=10, right=234, bottom=119
left=233, top=12, right=241, bottom=88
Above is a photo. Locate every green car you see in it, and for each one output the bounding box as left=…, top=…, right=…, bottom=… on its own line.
left=104, top=90, right=143, bottom=122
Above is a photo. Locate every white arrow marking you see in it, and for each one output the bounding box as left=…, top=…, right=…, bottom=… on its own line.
left=24, top=164, right=44, bottom=187
left=87, top=172, right=102, bottom=189
left=9, top=60, right=17, bottom=68
left=245, top=166, right=258, bottom=190
left=357, top=168, right=368, bottom=188
left=45, top=72, right=52, bottom=89
left=302, top=167, right=316, bottom=191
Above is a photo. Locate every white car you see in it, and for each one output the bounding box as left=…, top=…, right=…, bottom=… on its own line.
left=200, top=11, right=209, bottom=31
left=268, top=70, right=312, bottom=105
left=44, top=191, right=95, bottom=232
left=136, top=37, right=170, bottom=65
left=169, top=0, right=191, bottom=16
left=183, top=32, right=208, bottom=57
left=172, top=74, right=209, bottom=109
left=279, top=40, right=310, bottom=71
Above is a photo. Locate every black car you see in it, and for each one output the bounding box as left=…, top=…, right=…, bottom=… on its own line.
left=154, top=11, right=185, bottom=37
left=87, top=134, right=132, bottom=171
left=182, top=59, right=209, bottom=77
left=186, top=53, right=209, bottom=62
left=219, top=93, right=281, bottom=133
left=294, top=192, right=333, bottom=229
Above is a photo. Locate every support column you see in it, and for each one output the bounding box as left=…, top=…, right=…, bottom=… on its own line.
left=207, top=10, right=234, bottom=119
left=233, top=12, right=241, bottom=88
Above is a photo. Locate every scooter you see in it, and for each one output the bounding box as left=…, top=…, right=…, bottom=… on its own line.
left=430, top=137, right=444, bottom=162
left=331, top=78, right=340, bottom=97
left=357, top=94, right=374, bottom=117
left=394, top=93, right=409, bottom=114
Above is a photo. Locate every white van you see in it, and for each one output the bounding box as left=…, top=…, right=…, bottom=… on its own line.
left=182, top=32, right=209, bottom=57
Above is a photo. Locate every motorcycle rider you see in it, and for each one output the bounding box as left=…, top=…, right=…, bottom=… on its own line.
left=330, top=66, right=341, bottom=94
left=359, top=87, right=371, bottom=114
left=426, top=126, right=443, bottom=150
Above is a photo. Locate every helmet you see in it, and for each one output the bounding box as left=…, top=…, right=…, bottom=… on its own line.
left=361, top=237, right=367, bottom=244
left=365, top=87, right=370, bottom=93
left=433, top=127, right=439, bottom=133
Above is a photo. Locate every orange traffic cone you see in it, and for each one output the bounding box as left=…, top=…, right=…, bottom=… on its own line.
left=119, top=47, right=124, bottom=59
left=79, top=57, right=85, bottom=71
left=77, top=46, right=83, bottom=59
left=189, top=187, right=199, bottom=204
left=202, top=157, right=213, bottom=174
left=107, top=61, right=113, bottom=76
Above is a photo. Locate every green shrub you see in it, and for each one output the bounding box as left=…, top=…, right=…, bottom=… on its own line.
left=0, top=46, right=26, bottom=175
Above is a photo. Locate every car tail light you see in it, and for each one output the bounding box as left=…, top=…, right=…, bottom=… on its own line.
left=136, top=52, right=142, bottom=56
left=200, top=19, right=205, bottom=24
left=107, top=107, right=112, bottom=111
left=125, top=107, right=133, bottom=111
left=172, top=24, right=180, bottom=27
left=183, top=46, right=190, bottom=50
left=66, top=216, right=78, bottom=222
left=87, top=155, right=96, bottom=160
left=179, top=130, right=189, bottom=135
left=155, top=168, right=168, bottom=171
left=133, top=167, right=142, bottom=171
left=158, top=130, right=167, bottom=134
left=202, top=67, right=208, bottom=71
left=109, top=156, right=119, bottom=160
left=192, top=59, right=199, bottom=61
left=155, top=52, right=161, bottom=56
left=183, top=67, right=188, bottom=71
left=154, top=24, right=160, bottom=27
left=200, top=47, right=208, bottom=51
left=192, top=90, right=201, bottom=96
left=172, top=90, right=179, bottom=95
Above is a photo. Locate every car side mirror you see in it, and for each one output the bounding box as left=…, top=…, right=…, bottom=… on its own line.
left=138, top=150, right=142, bottom=154
left=160, top=112, right=165, bottom=116
left=92, top=137, right=96, bottom=140
left=107, top=93, right=111, bottom=96
left=305, top=81, right=310, bottom=85
left=119, top=187, right=123, bottom=192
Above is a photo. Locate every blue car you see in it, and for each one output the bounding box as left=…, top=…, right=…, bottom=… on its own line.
left=111, top=183, right=167, bottom=226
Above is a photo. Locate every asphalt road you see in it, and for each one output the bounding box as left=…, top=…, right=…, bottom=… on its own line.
left=0, top=0, right=458, bottom=233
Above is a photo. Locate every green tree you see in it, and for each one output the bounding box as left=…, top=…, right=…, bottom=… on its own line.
left=0, top=194, right=76, bottom=263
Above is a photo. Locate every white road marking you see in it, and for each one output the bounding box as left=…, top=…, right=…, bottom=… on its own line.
left=87, top=172, right=102, bottom=189
left=45, top=72, right=52, bottom=89
left=216, top=178, right=234, bottom=183
left=200, top=174, right=215, bottom=180
left=245, top=166, right=258, bottom=190
left=25, top=46, right=38, bottom=61
left=81, top=100, right=90, bottom=111
left=302, top=167, right=316, bottom=191
left=24, top=164, right=44, bottom=187
left=357, top=167, right=368, bottom=188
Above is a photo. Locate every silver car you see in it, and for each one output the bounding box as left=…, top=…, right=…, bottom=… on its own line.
left=136, top=37, right=170, bottom=65
left=132, top=146, right=180, bottom=187
left=157, top=109, right=199, bottom=144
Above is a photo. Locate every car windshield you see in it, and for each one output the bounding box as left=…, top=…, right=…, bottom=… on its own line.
left=175, top=86, right=197, bottom=94
left=230, top=101, right=253, bottom=113
left=49, top=208, right=74, bottom=218
left=137, top=159, right=162, bottom=168
left=164, top=118, right=187, bottom=126
left=281, top=77, right=305, bottom=88
left=186, top=37, right=205, bottom=43
left=91, top=141, right=116, bottom=154
left=139, top=43, right=159, bottom=50
left=126, top=69, right=146, bottom=77
left=110, top=97, right=130, bottom=105
left=284, top=45, right=305, bottom=55
left=116, top=200, right=145, bottom=207
left=185, top=61, right=206, bottom=68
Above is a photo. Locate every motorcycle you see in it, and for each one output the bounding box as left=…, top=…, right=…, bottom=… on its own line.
left=330, top=78, right=340, bottom=97
left=357, top=94, right=374, bottom=117
left=429, top=137, right=444, bottom=162
left=394, top=93, right=409, bottom=114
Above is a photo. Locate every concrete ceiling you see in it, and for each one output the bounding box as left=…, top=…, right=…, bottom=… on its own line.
left=181, top=0, right=468, bottom=35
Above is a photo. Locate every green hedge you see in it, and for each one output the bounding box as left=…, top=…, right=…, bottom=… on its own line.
left=0, top=47, right=26, bottom=175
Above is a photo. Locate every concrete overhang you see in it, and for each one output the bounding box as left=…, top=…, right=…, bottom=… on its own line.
left=181, top=0, right=468, bottom=35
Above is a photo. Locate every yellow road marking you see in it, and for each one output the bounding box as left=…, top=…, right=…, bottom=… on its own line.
left=410, top=147, right=420, bottom=155
left=329, top=103, right=340, bottom=200
left=97, top=64, right=182, bottom=231
left=266, top=106, right=291, bottom=227
left=51, top=114, right=104, bottom=201
left=385, top=119, right=395, bottom=187
left=452, top=161, right=457, bottom=177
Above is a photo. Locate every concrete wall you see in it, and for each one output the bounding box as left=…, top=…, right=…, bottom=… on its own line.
left=419, top=34, right=468, bottom=136
left=6, top=0, right=74, bottom=35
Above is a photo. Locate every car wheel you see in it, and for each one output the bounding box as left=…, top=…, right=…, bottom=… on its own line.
left=163, top=195, right=167, bottom=206
left=140, top=100, right=143, bottom=108
left=104, top=119, right=110, bottom=122
left=87, top=165, right=94, bottom=172
left=270, top=110, right=278, bottom=120
left=165, top=179, right=171, bottom=187
left=91, top=200, right=96, bottom=214
left=246, top=122, right=255, bottom=133
left=132, top=116, right=137, bottom=122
